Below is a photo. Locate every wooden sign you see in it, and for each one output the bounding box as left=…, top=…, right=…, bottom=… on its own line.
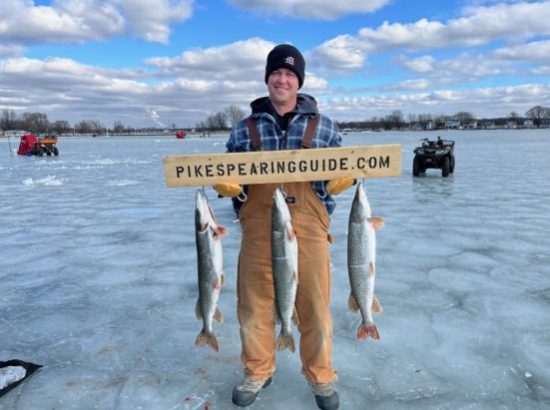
left=164, top=144, right=402, bottom=187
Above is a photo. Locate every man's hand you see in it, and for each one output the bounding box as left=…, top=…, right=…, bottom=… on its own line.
left=213, top=182, right=243, bottom=197
left=326, top=177, right=355, bottom=196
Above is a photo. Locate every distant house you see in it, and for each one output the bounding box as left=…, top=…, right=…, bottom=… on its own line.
left=2, top=130, right=28, bottom=137
left=445, top=120, right=461, bottom=129
left=541, top=118, right=550, bottom=128
left=523, top=119, right=534, bottom=128
left=506, top=120, right=517, bottom=129
left=483, top=121, right=495, bottom=129
left=463, top=120, right=478, bottom=129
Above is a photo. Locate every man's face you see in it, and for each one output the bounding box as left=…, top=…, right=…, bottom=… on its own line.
left=267, top=68, right=299, bottom=107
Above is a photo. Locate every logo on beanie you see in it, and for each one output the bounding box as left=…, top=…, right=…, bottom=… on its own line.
left=284, top=56, right=295, bottom=66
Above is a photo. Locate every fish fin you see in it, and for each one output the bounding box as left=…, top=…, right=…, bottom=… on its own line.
left=357, top=323, right=380, bottom=341
left=368, top=216, right=385, bottom=230
left=273, top=309, right=280, bottom=324
left=292, top=307, right=300, bottom=326
left=214, top=306, right=224, bottom=323
left=195, top=330, right=219, bottom=352
left=214, top=225, right=227, bottom=237
left=276, top=331, right=295, bottom=353
left=213, top=276, right=222, bottom=291
left=287, top=223, right=297, bottom=240
left=372, top=294, right=383, bottom=314
left=195, top=300, right=202, bottom=320
left=348, top=293, right=360, bottom=313
left=221, top=273, right=226, bottom=286
left=293, top=270, right=299, bottom=285
left=369, top=262, right=376, bottom=276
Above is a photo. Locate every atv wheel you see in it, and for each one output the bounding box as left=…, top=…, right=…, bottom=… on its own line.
left=52, top=146, right=59, bottom=156
left=450, top=155, right=455, bottom=173
left=413, top=155, right=420, bottom=176
left=442, top=156, right=450, bottom=177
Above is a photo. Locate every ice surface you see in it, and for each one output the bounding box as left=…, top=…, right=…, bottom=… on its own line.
left=1, top=130, right=550, bottom=409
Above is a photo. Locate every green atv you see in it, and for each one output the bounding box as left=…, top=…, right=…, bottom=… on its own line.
left=413, top=137, right=455, bottom=177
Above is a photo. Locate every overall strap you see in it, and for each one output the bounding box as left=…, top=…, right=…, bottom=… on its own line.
left=246, top=113, right=320, bottom=150
left=246, top=117, right=262, bottom=151
left=301, top=114, right=319, bottom=149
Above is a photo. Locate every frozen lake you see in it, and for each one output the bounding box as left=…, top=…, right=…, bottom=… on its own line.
left=1, top=130, right=549, bottom=409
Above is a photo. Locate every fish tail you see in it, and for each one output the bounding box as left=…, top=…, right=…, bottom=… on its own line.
left=276, top=330, right=295, bottom=353
left=195, top=329, right=219, bottom=352
left=357, top=323, right=380, bottom=341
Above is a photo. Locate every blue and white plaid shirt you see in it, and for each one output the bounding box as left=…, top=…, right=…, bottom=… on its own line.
left=226, top=94, right=342, bottom=215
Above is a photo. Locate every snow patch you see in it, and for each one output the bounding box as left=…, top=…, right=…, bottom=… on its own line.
left=23, top=175, right=63, bottom=186
left=108, top=180, right=139, bottom=187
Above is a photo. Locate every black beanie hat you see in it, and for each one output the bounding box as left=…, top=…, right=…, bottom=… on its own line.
left=265, top=44, right=305, bottom=88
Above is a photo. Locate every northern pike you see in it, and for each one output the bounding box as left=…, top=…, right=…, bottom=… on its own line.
left=271, top=187, right=299, bottom=352
left=347, top=182, right=384, bottom=340
left=194, top=189, right=227, bottom=352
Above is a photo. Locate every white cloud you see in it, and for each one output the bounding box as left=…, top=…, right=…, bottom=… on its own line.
left=313, top=1, right=550, bottom=70
left=401, top=55, right=435, bottom=73
left=0, top=0, right=193, bottom=46
left=146, top=38, right=275, bottom=79
left=114, top=0, right=193, bottom=44
left=2, top=53, right=547, bottom=128
left=301, top=73, right=328, bottom=91
left=493, top=39, right=550, bottom=64
left=381, top=78, right=431, bottom=91
left=0, top=56, right=267, bottom=127
left=438, top=53, right=503, bottom=79
left=0, top=44, right=25, bottom=58
left=530, top=65, right=550, bottom=75
left=145, top=37, right=330, bottom=95
left=0, top=0, right=124, bottom=44
left=309, top=35, right=366, bottom=70
left=318, top=83, right=550, bottom=120
left=227, top=0, right=391, bottom=20
left=393, top=52, right=508, bottom=90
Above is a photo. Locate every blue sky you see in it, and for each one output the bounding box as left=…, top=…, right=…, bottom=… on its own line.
left=1, top=0, right=549, bottom=128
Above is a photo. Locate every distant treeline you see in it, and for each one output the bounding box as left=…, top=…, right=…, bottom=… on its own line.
left=1, top=105, right=549, bottom=135
left=196, top=105, right=550, bottom=132
left=336, top=106, right=550, bottom=131
left=0, top=110, right=137, bottom=135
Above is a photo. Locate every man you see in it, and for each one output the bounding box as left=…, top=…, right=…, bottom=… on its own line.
left=214, top=44, right=353, bottom=410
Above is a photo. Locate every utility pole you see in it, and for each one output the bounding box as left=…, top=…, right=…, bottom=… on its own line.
left=6, top=132, right=14, bottom=157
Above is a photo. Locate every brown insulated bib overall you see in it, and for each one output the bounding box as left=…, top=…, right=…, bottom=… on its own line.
left=236, top=116, right=337, bottom=384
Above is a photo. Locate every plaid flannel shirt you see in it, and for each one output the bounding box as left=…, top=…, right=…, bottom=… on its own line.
left=226, top=94, right=342, bottom=215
